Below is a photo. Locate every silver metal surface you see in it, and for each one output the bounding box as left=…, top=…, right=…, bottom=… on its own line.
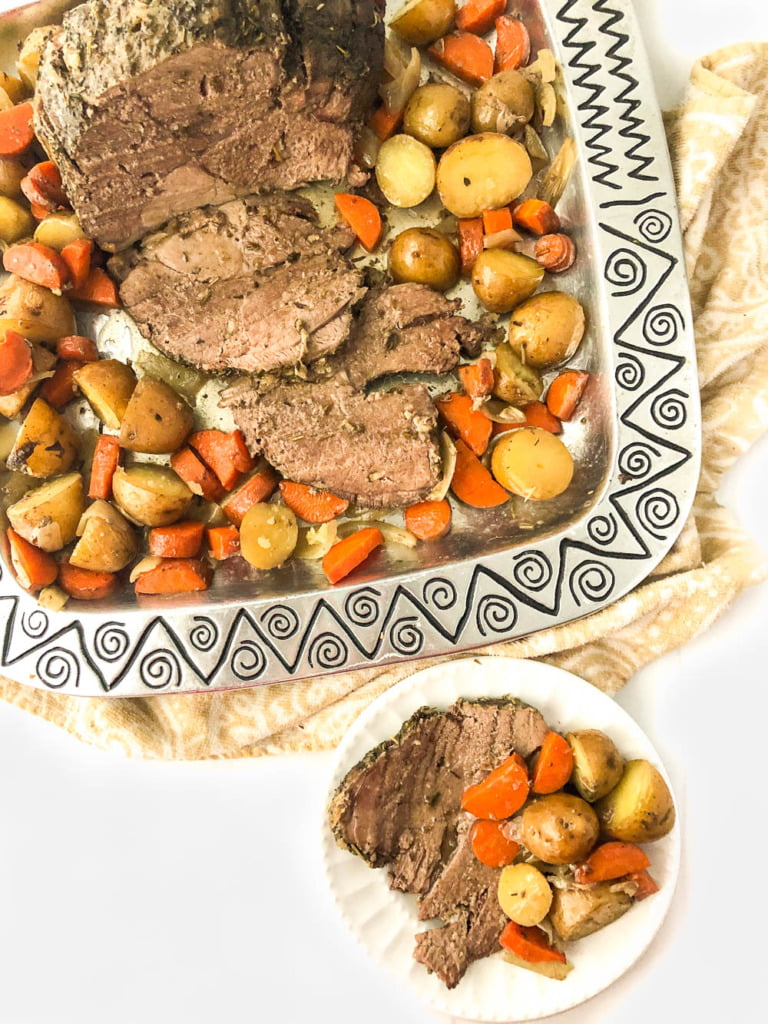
left=0, top=0, right=700, bottom=696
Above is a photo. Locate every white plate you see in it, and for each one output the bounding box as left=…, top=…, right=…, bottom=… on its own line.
left=320, top=657, right=680, bottom=1022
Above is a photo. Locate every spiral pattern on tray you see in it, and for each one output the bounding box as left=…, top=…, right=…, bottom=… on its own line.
left=36, top=648, right=79, bottom=689
left=636, top=489, right=680, bottom=538
left=587, top=513, right=619, bottom=546
left=308, top=632, right=348, bottom=670
left=643, top=304, right=683, bottom=346
left=512, top=552, right=553, bottom=592
left=651, top=390, right=688, bottom=430
left=476, top=594, right=517, bottom=636
left=140, top=649, right=181, bottom=689
left=604, top=248, right=647, bottom=296
left=389, top=617, right=424, bottom=656
left=634, top=208, right=673, bottom=243
left=94, top=622, right=130, bottom=662
left=189, top=616, right=218, bottom=652
left=568, top=560, right=616, bottom=606
left=21, top=609, right=48, bottom=639
left=260, top=605, right=300, bottom=641
left=231, top=639, right=267, bottom=681
left=422, top=577, right=458, bottom=611
left=344, top=588, right=381, bottom=628
left=615, top=353, right=645, bottom=391
left=618, top=442, right=657, bottom=481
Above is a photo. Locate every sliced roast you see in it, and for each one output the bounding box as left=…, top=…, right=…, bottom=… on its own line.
left=35, top=0, right=384, bottom=250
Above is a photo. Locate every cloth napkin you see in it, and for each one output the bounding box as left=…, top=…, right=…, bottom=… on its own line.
left=1, top=43, right=767, bottom=758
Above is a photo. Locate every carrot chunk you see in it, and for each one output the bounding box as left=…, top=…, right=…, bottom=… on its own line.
left=206, top=524, right=241, bottom=560
left=627, top=869, right=660, bottom=901
left=56, top=335, right=99, bottom=362
left=40, top=359, right=84, bottom=410
left=334, top=193, right=382, bottom=252
left=148, top=521, right=205, bottom=559
left=458, top=218, right=484, bottom=275
left=367, top=104, right=402, bottom=141
left=512, top=198, right=561, bottom=235
left=7, top=528, right=58, bottom=589
left=428, top=31, right=494, bottom=86
left=451, top=439, right=509, bottom=507
left=3, top=242, right=71, bottom=292
left=494, top=16, right=531, bottom=72
left=70, top=267, right=121, bottom=308
left=0, top=329, right=33, bottom=396
left=188, top=428, right=254, bottom=491
left=462, top=753, right=530, bottom=819
left=436, top=392, right=492, bottom=456
left=58, top=560, right=117, bottom=601
left=531, top=731, right=574, bottom=794
left=279, top=480, right=350, bottom=523
left=20, top=161, right=69, bottom=211
left=456, top=0, right=507, bottom=36
left=482, top=206, right=514, bottom=236
left=170, top=447, right=226, bottom=503
left=134, top=557, right=212, bottom=595
left=221, top=467, right=280, bottom=526
left=60, top=238, right=94, bottom=292
left=491, top=401, right=562, bottom=437
left=546, top=370, right=589, bottom=421
left=88, top=434, right=121, bottom=500
left=458, top=357, right=494, bottom=399
left=322, top=527, right=384, bottom=584
left=574, top=842, right=651, bottom=885
left=499, top=922, right=566, bottom=964
left=29, top=201, right=49, bottom=220
left=404, top=499, right=452, bottom=541
left=470, top=819, right=521, bottom=869
left=0, top=102, right=35, bottom=157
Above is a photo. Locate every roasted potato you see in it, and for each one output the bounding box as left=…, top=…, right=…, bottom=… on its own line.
left=34, top=212, right=86, bottom=252
left=0, top=197, right=36, bottom=245
left=118, top=377, right=194, bottom=454
left=437, top=134, right=532, bottom=219
left=0, top=158, right=25, bottom=200
left=16, top=25, right=55, bottom=89
left=0, top=275, right=76, bottom=342
left=390, top=0, right=456, bottom=45
left=550, top=880, right=634, bottom=942
left=492, top=342, right=543, bottom=406
left=497, top=863, right=553, bottom=926
left=74, top=360, right=137, bottom=430
left=70, top=500, right=139, bottom=573
left=240, top=503, right=299, bottom=570
left=6, top=472, right=85, bottom=551
left=0, top=73, right=25, bottom=104
left=471, top=71, right=536, bottom=135
left=595, top=759, right=676, bottom=843
left=376, top=134, right=437, bottom=208
left=404, top=83, right=470, bottom=149
left=507, top=291, right=586, bottom=369
left=112, top=464, right=193, bottom=527
left=568, top=729, right=625, bottom=802
left=471, top=250, right=543, bottom=313
left=521, top=793, right=599, bottom=865
left=491, top=427, right=574, bottom=500
left=389, top=227, right=460, bottom=291
left=6, top=398, right=79, bottom=478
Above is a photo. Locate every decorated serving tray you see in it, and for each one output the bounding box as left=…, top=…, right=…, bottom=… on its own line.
left=0, top=0, right=700, bottom=696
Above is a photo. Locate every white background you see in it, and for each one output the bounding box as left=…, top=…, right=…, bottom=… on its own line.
left=1, top=2, right=767, bottom=1023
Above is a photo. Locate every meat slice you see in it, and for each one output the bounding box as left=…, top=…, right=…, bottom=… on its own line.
left=35, top=0, right=384, bottom=251
left=328, top=699, right=549, bottom=986
left=222, top=376, right=442, bottom=508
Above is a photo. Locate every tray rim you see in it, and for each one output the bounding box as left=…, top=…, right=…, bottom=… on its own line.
left=0, top=0, right=701, bottom=697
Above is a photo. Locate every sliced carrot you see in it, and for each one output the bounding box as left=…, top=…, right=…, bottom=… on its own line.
left=88, top=434, right=121, bottom=500
left=428, top=31, right=494, bottom=86
left=499, top=922, right=566, bottom=964
left=534, top=232, right=576, bottom=273
left=451, top=438, right=509, bottom=507
left=494, top=16, right=531, bottom=72
left=458, top=357, right=494, bottom=399
left=58, top=560, right=117, bottom=601
left=404, top=499, right=452, bottom=541
left=367, top=104, right=402, bottom=141
left=148, top=520, right=205, bottom=559
left=40, top=359, right=84, bottom=410
left=7, top=528, right=58, bottom=590
left=134, top=557, right=212, bottom=595
left=531, top=731, right=574, bottom=794
left=170, top=447, right=225, bottom=503
left=29, top=202, right=50, bottom=220
left=56, top=335, right=99, bottom=362
left=334, top=193, right=382, bottom=252
left=0, top=102, right=34, bottom=157
left=69, top=267, right=121, bottom=308
left=546, top=370, right=589, bottom=422
left=189, top=428, right=254, bottom=491
left=221, top=467, right=280, bottom=526
left=462, top=752, right=529, bottom=819
left=512, top=198, right=561, bottom=236
left=574, top=842, right=651, bottom=885
left=470, top=819, right=521, bottom=868
left=482, top=206, right=513, bottom=236
left=60, top=238, right=94, bottom=292
left=628, top=869, right=660, bottom=901
left=206, top=524, right=241, bottom=560
left=0, top=329, right=33, bottom=396
left=20, top=161, right=69, bottom=211
left=322, top=527, right=384, bottom=584
left=456, top=0, right=506, bottom=36
left=3, top=242, right=71, bottom=292
left=436, top=392, right=492, bottom=456
left=279, top=480, right=350, bottom=524
left=458, top=217, right=484, bottom=275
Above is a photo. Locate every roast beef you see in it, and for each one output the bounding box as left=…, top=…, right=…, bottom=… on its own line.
left=222, top=376, right=442, bottom=508
left=328, top=698, right=549, bottom=987
left=35, top=0, right=384, bottom=251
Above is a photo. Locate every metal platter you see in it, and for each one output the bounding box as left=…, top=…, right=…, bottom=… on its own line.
left=0, top=0, right=700, bottom=696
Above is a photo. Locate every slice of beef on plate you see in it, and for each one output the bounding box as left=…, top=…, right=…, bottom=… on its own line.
left=35, top=0, right=384, bottom=251
left=221, top=375, right=443, bottom=509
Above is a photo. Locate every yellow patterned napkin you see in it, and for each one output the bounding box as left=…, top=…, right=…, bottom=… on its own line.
left=1, top=43, right=767, bottom=758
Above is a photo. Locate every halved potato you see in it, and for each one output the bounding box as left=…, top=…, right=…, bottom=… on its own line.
left=34, top=211, right=86, bottom=251
left=0, top=196, right=35, bottom=245
left=112, top=464, right=193, bottom=527
left=507, top=291, right=586, bottom=369
left=376, top=134, right=436, bottom=208
left=437, top=134, right=532, bottom=219
left=595, top=759, right=676, bottom=843
left=70, top=500, right=139, bottom=573
left=550, top=880, right=634, bottom=942
left=240, top=503, right=298, bottom=570
left=74, top=360, right=137, bottom=429
left=390, top=0, right=456, bottom=46
left=6, top=472, right=85, bottom=551
left=118, top=377, right=194, bottom=454
left=492, top=342, right=543, bottom=406
left=6, top=398, right=79, bottom=478
left=491, top=427, right=574, bottom=500
left=567, top=729, right=625, bottom=802
left=0, top=275, right=76, bottom=342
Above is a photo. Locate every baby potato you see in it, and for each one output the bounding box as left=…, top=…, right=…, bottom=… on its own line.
left=389, top=0, right=456, bottom=45
left=16, top=25, right=55, bottom=90
left=568, top=729, right=625, bottom=803
left=595, top=759, right=676, bottom=843
left=550, top=880, right=634, bottom=943
left=0, top=195, right=35, bottom=244
left=376, top=134, right=437, bottom=208
left=389, top=227, right=460, bottom=291
left=404, top=83, right=470, bottom=149
left=6, top=472, right=84, bottom=551
left=34, top=211, right=86, bottom=252
left=437, top=134, right=532, bottom=219
left=491, top=427, right=574, bottom=500
left=0, top=275, right=76, bottom=342
left=508, top=291, right=586, bottom=369
left=492, top=342, right=543, bottom=406
left=74, top=359, right=137, bottom=430
left=70, top=500, right=139, bottom=573
left=498, top=863, right=553, bottom=926
left=112, top=464, right=192, bottom=527
left=521, top=793, right=600, bottom=865
left=240, top=503, right=298, bottom=570
left=6, top=398, right=79, bottom=478
left=119, top=377, right=194, bottom=454
left=0, top=158, right=25, bottom=199
left=471, top=71, right=536, bottom=135
left=471, top=250, right=543, bottom=313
